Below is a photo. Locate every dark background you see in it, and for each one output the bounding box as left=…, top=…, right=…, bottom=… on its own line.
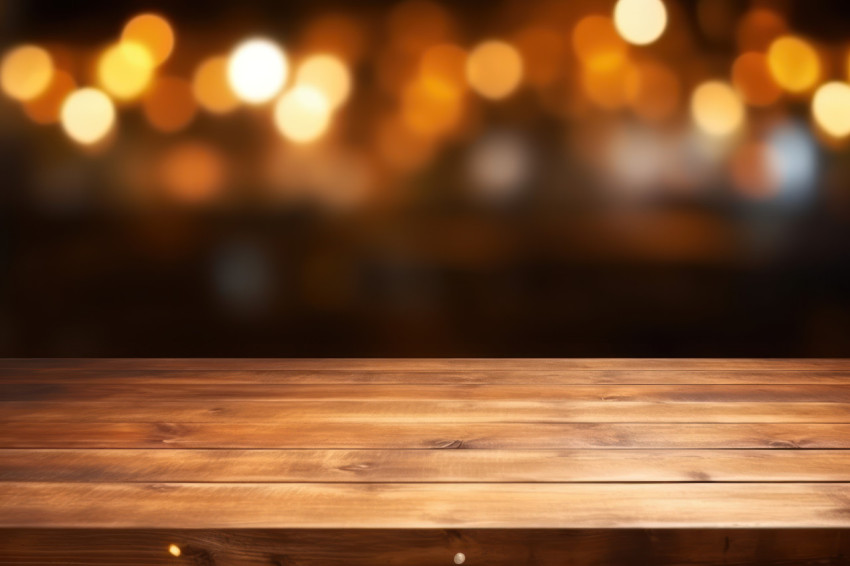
left=1, top=0, right=849, bottom=357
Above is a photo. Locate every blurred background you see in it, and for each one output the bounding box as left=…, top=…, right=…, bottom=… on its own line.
left=0, top=0, right=849, bottom=357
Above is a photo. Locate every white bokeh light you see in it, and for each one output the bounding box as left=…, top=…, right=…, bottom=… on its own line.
left=227, top=38, right=288, bottom=104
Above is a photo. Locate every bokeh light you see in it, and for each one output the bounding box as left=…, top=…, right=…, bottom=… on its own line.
left=812, top=82, right=850, bottom=138
left=143, top=76, right=197, bottom=133
left=228, top=38, right=288, bottom=104
left=193, top=56, right=240, bottom=114
left=295, top=54, right=352, bottom=109
left=401, top=75, right=464, bottom=136
left=274, top=86, right=331, bottom=143
left=736, top=8, right=787, bottom=53
left=613, top=0, right=668, bottom=46
left=419, top=43, right=467, bottom=96
left=572, top=15, right=628, bottom=72
left=465, top=40, right=523, bottom=100
left=158, top=141, right=226, bottom=203
left=468, top=131, right=531, bottom=202
left=97, top=42, right=155, bottom=100
left=121, top=13, right=175, bottom=67
left=23, top=70, right=75, bottom=124
left=60, top=87, right=116, bottom=145
left=581, top=63, right=639, bottom=110
left=732, top=52, right=782, bottom=107
left=766, top=121, right=818, bottom=203
left=767, top=35, right=821, bottom=93
left=1, top=45, right=54, bottom=101
left=690, top=81, right=745, bottom=137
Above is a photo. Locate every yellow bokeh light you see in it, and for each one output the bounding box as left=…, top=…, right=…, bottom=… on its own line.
left=295, top=54, right=352, bottom=109
left=465, top=40, right=523, bottom=100
left=572, top=16, right=628, bottom=72
left=97, top=42, right=155, bottom=100
left=143, top=76, right=197, bottom=133
left=193, top=56, right=240, bottom=114
left=613, top=0, right=668, bottom=46
left=1, top=45, right=54, bottom=101
left=228, top=38, right=288, bottom=104
left=168, top=544, right=181, bottom=557
left=732, top=52, right=781, bottom=107
left=23, top=69, right=75, bottom=125
left=60, top=87, right=116, bottom=145
left=812, top=82, right=850, bottom=138
left=767, top=35, right=821, bottom=94
left=274, top=86, right=331, bottom=143
left=121, top=13, right=175, bottom=67
left=402, top=75, right=464, bottom=136
left=690, top=80, right=745, bottom=137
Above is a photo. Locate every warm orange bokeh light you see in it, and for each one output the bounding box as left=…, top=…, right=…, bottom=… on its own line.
left=143, top=76, right=197, bottom=133
left=97, top=42, right=155, bottom=100
left=613, top=0, right=668, bottom=46
left=274, top=86, right=332, bottom=143
left=690, top=80, right=745, bottom=137
left=23, top=70, right=75, bottom=124
left=582, top=63, right=639, bottom=110
left=812, top=81, right=850, bottom=138
left=121, top=13, right=175, bottom=67
left=419, top=43, right=467, bottom=96
left=402, top=76, right=464, bottom=136
left=158, top=142, right=226, bottom=203
left=513, top=27, right=564, bottom=88
left=767, top=35, right=821, bottom=94
left=193, top=56, right=240, bottom=114
left=1, top=45, right=54, bottom=101
left=627, top=60, right=680, bottom=122
left=572, top=15, right=628, bottom=72
left=295, top=54, right=352, bottom=109
left=465, top=40, right=523, bottom=100
left=736, top=8, right=787, bottom=53
left=732, top=52, right=782, bottom=107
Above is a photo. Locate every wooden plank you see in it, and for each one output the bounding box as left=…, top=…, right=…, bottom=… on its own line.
left=5, top=399, right=850, bottom=423
left=1, top=529, right=848, bottom=566
left=8, top=383, right=850, bottom=402
left=2, top=422, right=848, bottom=449
left=0, top=358, right=847, bottom=370
left=3, top=369, right=850, bottom=384
left=3, top=449, right=850, bottom=483
left=3, top=482, right=850, bottom=528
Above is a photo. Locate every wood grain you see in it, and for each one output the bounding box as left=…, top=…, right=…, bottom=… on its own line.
left=0, top=358, right=847, bottom=370
left=2, top=529, right=848, bottom=566
left=0, top=529, right=850, bottom=566
left=4, top=449, right=850, bottom=483
left=3, top=482, right=850, bottom=528
left=3, top=421, right=849, bottom=449
left=3, top=368, right=850, bottom=384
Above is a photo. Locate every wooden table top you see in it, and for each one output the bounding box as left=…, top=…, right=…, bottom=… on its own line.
left=2, top=358, right=850, bottom=529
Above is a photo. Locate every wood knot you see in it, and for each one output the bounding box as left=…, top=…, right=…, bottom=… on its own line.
left=433, top=439, right=465, bottom=449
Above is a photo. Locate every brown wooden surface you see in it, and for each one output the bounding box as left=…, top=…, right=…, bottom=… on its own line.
left=2, top=359, right=850, bottom=535
left=2, top=529, right=848, bottom=566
